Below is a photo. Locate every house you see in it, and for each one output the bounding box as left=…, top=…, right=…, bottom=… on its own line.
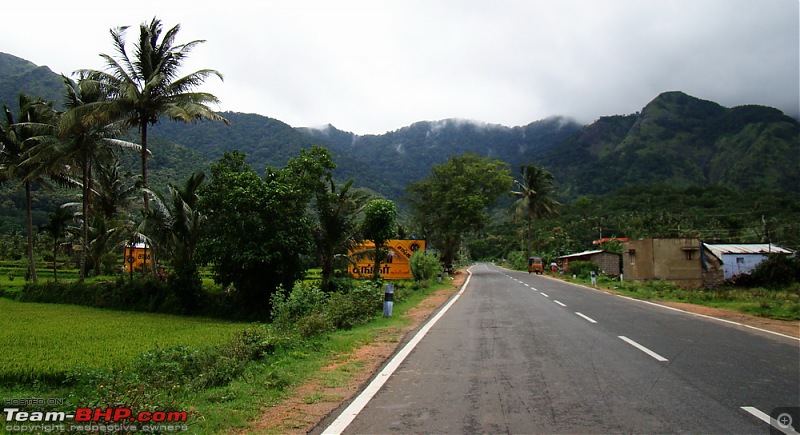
left=622, top=238, right=703, bottom=287
left=557, top=250, right=622, bottom=276
left=702, top=243, right=793, bottom=287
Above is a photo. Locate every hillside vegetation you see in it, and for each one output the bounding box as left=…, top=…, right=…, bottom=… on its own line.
left=545, top=92, right=800, bottom=196
left=1, top=51, right=798, bottom=245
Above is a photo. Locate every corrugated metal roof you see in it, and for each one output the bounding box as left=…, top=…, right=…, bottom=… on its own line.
left=703, top=243, right=793, bottom=259
left=557, top=250, right=606, bottom=259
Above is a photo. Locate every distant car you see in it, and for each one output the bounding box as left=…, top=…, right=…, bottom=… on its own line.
left=528, top=256, right=544, bottom=274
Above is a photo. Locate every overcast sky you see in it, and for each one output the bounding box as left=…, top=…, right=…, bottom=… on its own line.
left=3, top=0, right=798, bottom=134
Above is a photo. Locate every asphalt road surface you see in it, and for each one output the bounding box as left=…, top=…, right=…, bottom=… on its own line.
left=315, top=263, right=800, bottom=434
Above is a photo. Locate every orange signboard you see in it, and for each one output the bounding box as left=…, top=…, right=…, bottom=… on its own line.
left=123, top=243, right=154, bottom=273
left=349, top=239, right=426, bottom=279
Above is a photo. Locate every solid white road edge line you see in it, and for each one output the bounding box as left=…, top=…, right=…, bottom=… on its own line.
left=322, top=267, right=474, bottom=435
left=576, top=312, right=598, bottom=323
left=618, top=336, right=669, bottom=362
left=616, top=295, right=799, bottom=342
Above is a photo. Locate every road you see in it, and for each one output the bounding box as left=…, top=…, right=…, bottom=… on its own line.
left=316, top=263, right=800, bottom=434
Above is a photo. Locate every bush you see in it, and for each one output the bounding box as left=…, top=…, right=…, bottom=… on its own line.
left=326, top=282, right=383, bottom=329
left=409, top=250, right=441, bottom=281
left=18, top=277, right=193, bottom=314
left=567, top=260, right=601, bottom=279
left=270, top=282, right=330, bottom=337
left=749, top=254, right=800, bottom=288
left=506, top=251, right=528, bottom=271
left=271, top=279, right=384, bottom=337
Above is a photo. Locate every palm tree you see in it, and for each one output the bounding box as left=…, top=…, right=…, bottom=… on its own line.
left=29, top=76, right=140, bottom=281
left=0, top=94, right=60, bottom=283
left=143, top=172, right=205, bottom=266
left=510, top=165, right=561, bottom=261
left=143, top=172, right=206, bottom=311
left=314, top=179, right=371, bottom=290
left=43, top=206, right=73, bottom=282
left=91, top=160, right=141, bottom=221
left=79, top=17, right=229, bottom=212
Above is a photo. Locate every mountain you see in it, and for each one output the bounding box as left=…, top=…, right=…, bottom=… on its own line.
left=151, top=114, right=583, bottom=199
left=543, top=91, right=800, bottom=196
left=299, top=117, right=583, bottom=196
left=1, top=52, right=798, bottom=205
left=0, top=52, right=64, bottom=110
left=148, top=112, right=392, bottom=195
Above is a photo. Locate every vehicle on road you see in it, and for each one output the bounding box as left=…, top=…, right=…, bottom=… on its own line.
left=528, top=256, right=544, bottom=274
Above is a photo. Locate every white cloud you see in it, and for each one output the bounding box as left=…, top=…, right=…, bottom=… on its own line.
left=2, top=0, right=797, bottom=134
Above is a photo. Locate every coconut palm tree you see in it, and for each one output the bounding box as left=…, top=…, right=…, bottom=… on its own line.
left=0, top=94, right=61, bottom=283
left=43, top=206, right=73, bottom=282
left=314, top=179, right=371, bottom=291
left=143, top=172, right=205, bottom=266
left=28, top=76, right=140, bottom=281
left=91, top=160, right=141, bottom=221
left=79, top=17, right=229, bottom=211
left=510, top=165, right=561, bottom=261
left=142, top=172, right=206, bottom=311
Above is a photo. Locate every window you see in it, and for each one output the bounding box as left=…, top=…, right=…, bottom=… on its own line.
left=682, top=247, right=699, bottom=260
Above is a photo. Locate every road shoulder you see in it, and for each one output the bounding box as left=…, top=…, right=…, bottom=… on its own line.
left=231, top=273, right=466, bottom=434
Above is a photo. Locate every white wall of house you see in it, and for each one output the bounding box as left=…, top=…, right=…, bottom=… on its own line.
left=721, top=253, right=766, bottom=278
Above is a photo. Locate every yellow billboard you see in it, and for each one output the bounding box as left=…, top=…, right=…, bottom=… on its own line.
left=349, top=239, right=426, bottom=280
left=123, top=242, right=154, bottom=273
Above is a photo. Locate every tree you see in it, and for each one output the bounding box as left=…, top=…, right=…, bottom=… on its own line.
left=199, top=148, right=335, bottom=318
left=80, top=17, right=229, bottom=211
left=406, top=153, right=512, bottom=269
left=43, top=206, right=73, bottom=282
left=314, top=179, right=371, bottom=291
left=0, top=94, right=60, bottom=283
left=361, top=198, right=397, bottom=279
left=34, top=75, right=140, bottom=280
left=510, top=164, right=560, bottom=260
left=143, top=172, right=206, bottom=311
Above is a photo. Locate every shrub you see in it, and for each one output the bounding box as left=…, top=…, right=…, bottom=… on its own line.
left=749, top=254, right=800, bottom=288
left=270, top=281, right=329, bottom=330
left=506, top=251, right=528, bottom=271
left=18, top=277, right=188, bottom=314
left=326, top=282, right=383, bottom=329
left=568, top=260, right=601, bottom=279
left=271, top=279, right=384, bottom=337
left=409, top=250, right=441, bottom=281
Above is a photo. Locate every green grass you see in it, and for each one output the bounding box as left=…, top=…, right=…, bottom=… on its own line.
left=0, top=276, right=455, bottom=434
left=565, top=275, right=800, bottom=321
left=0, top=298, right=248, bottom=383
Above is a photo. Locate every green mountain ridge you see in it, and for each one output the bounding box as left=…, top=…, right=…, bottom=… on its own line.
left=544, top=91, right=799, bottom=196
left=0, top=52, right=64, bottom=109
left=1, top=52, right=798, bottom=211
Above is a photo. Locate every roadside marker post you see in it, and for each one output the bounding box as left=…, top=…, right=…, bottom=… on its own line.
left=383, top=283, right=394, bottom=317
